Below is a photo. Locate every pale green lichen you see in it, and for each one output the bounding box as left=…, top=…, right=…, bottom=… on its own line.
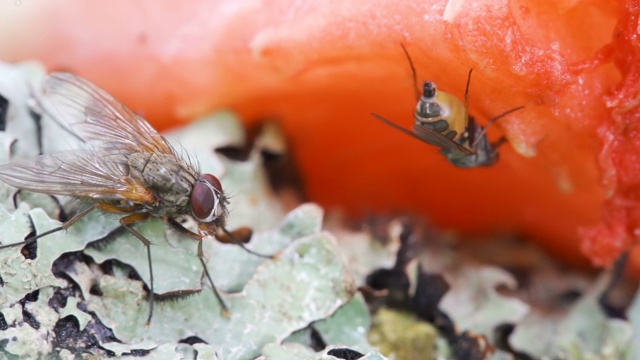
left=83, top=217, right=204, bottom=295
left=283, top=292, right=372, bottom=352
left=626, top=288, right=640, bottom=360
left=1, top=321, right=53, bottom=359
left=510, top=272, right=635, bottom=359
left=325, top=218, right=400, bottom=288
left=1, top=288, right=57, bottom=359
left=439, top=265, right=530, bottom=337
left=312, top=293, right=372, bottom=352
left=85, top=230, right=356, bottom=359
left=58, top=297, right=92, bottom=331
left=260, top=343, right=388, bottom=360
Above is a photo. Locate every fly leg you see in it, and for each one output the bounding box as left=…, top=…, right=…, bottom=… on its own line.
left=164, top=218, right=230, bottom=317
left=116, top=212, right=155, bottom=326
left=0, top=204, right=96, bottom=251
left=472, top=106, right=525, bottom=148
left=94, top=203, right=156, bottom=326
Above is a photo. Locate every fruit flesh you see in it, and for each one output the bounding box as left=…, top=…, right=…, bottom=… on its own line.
left=0, top=0, right=638, bottom=272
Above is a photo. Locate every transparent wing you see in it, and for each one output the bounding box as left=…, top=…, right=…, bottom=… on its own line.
left=0, top=150, right=154, bottom=203
left=39, top=72, right=176, bottom=155
left=372, top=113, right=474, bottom=156
left=411, top=124, right=475, bottom=156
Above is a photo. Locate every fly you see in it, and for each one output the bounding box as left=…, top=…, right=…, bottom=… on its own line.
left=0, top=73, right=257, bottom=325
left=372, top=44, right=523, bottom=168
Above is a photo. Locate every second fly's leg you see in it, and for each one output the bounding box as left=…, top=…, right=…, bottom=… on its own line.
left=165, top=218, right=230, bottom=317
left=0, top=204, right=97, bottom=251
left=471, top=106, right=525, bottom=148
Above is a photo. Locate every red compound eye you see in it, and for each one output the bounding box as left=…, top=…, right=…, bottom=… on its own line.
left=191, top=174, right=223, bottom=221
left=202, top=173, right=222, bottom=193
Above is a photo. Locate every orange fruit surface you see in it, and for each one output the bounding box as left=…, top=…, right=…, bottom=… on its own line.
left=1, top=0, right=639, bottom=272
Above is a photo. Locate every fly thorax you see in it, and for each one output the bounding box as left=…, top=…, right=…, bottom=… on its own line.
left=127, top=152, right=199, bottom=215
left=449, top=121, right=498, bottom=168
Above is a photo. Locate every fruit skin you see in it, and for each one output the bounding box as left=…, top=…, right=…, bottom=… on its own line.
left=579, top=0, right=640, bottom=269
left=0, top=0, right=638, bottom=272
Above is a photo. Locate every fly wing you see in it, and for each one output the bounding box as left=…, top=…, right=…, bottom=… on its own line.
left=372, top=113, right=430, bottom=144
left=0, top=150, right=154, bottom=203
left=372, top=113, right=475, bottom=156
left=38, top=72, right=176, bottom=156
left=411, top=124, right=475, bottom=156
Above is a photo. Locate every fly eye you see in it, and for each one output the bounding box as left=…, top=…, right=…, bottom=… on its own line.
left=191, top=174, right=225, bottom=222
left=423, top=82, right=437, bottom=98
left=201, top=173, right=222, bottom=193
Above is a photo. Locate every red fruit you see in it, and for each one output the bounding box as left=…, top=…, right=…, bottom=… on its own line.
left=1, top=0, right=639, bottom=273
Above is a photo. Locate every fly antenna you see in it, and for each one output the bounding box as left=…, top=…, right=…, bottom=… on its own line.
left=400, top=43, right=421, bottom=102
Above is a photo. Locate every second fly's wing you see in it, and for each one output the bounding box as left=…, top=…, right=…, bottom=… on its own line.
left=372, top=113, right=475, bottom=156
left=38, top=73, right=176, bottom=156
left=411, top=124, right=475, bottom=156
left=0, top=150, right=154, bottom=203
left=372, top=113, right=431, bottom=144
